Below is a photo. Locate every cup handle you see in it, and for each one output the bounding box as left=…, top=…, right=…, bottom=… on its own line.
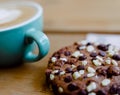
left=24, top=29, right=50, bottom=62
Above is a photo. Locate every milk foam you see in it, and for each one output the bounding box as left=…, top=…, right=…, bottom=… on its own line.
left=0, top=9, right=22, bottom=24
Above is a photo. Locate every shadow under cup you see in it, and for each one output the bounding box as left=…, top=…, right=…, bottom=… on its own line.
left=0, top=1, right=50, bottom=67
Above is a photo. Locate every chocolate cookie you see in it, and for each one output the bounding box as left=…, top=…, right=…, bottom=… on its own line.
left=45, top=40, right=120, bottom=95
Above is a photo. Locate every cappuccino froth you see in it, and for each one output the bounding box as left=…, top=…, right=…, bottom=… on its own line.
left=0, top=2, right=38, bottom=30
left=0, top=9, right=22, bottom=24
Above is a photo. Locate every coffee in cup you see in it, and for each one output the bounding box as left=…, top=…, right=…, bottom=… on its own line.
left=0, top=2, right=37, bottom=30
left=0, top=1, right=50, bottom=67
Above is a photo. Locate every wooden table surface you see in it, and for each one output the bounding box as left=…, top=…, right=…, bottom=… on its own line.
left=0, top=0, right=120, bottom=95
left=37, top=0, right=120, bottom=33
left=0, top=33, right=86, bottom=95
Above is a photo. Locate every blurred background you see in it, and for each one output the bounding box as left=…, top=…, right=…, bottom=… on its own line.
left=37, top=0, right=120, bottom=33
left=1, top=0, right=120, bottom=33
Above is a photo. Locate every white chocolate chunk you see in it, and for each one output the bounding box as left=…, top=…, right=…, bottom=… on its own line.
left=71, top=64, right=77, bottom=69
left=108, top=45, right=119, bottom=54
left=112, top=60, right=118, bottom=66
left=96, top=56, right=103, bottom=62
left=52, top=70, right=59, bottom=74
left=79, top=54, right=84, bottom=56
left=73, top=71, right=81, bottom=79
left=60, top=71, right=65, bottom=75
left=58, top=87, right=63, bottom=93
left=82, top=60, right=88, bottom=66
left=79, top=70, right=85, bottom=75
left=88, top=92, right=96, bottom=95
left=72, top=51, right=81, bottom=58
left=93, top=60, right=102, bottom=66
left=87, top=45, right=95, bottom=52
left=87, top=67, right=96, bottom=73
left=50, top=74, right=55, bottom=80
left=60, top=58, right=67, bottom=62
left=87, top=73, right=95, bottom=77
left=107, top=51, right=115, bottom=57
left=87, top=82, right=97, bottom=92
left=105, top=59, right=111, bottom=65
left=51, top=57, right=57, bottom=63
left=107, top=45, right=118, bottom=57
left=102, top=79, right=111, bottom=86
left=79, top=46, right=86, bottom=50
left=81, top=40, right=88, bottom=45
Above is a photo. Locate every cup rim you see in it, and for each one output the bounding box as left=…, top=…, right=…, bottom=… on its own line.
left=0, top=1, right=43, bottom=32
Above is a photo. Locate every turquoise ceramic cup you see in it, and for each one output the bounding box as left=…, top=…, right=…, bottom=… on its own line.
left=0, top=2, right=50, bottom=67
